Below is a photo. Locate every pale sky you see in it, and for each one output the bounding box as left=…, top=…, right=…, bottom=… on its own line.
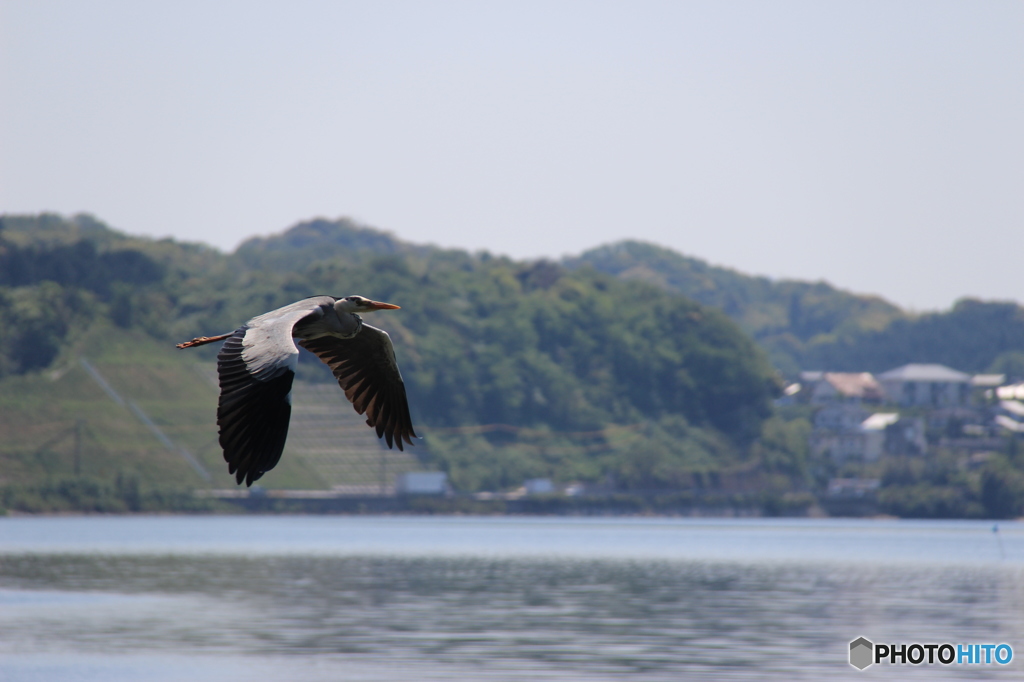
left=1, top=1, right=1021, bottom=311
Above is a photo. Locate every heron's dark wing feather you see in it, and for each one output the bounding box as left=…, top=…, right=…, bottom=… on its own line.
left=216, top=331, right=296, bottom=485
left=215, top=301, right=327, bottom=486
left=299, top=324, right=417, bottom=450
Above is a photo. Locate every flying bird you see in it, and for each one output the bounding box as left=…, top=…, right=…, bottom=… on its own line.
left=177, top=295, right=416, bottom=485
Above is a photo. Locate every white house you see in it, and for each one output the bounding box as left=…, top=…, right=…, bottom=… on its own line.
left=395, top=472, right=449, bottom=495
left=877, top=364, right=971, bottom=408
left=810, top=408, right=924, bottom=462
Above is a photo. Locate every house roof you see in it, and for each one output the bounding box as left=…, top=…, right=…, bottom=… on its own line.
left=997, top=383, right=1024, bottom=400
left=861, top=413, right=900, bottom=431
left=971, top=373, right=1006, bottom=387
left=995, top=415, right=1024, bottom=433
left=824, top=372, right=884, bottom=400
left=1000, top=400, right=1024, bottom=419
left=877, top=363, right=970, bottom=383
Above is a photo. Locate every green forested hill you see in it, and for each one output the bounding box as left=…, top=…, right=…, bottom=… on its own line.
left=232, top=217, right=428, bottom=271
left=569, top=240, right=1024, bottom=378
left=565, top=241, right=901, bottom=376
left=3, top=213, right=1022, bottom=512
left=0, top=214, right=784, bottom=498
left=799, top=299, right=1024, bottom=375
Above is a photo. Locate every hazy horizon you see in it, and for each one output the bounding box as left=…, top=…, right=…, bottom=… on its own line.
left=2, top=1, right=1021, bottom=311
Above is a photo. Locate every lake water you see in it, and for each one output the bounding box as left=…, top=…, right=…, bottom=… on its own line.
left=0, top=515, right=1022, bottom=681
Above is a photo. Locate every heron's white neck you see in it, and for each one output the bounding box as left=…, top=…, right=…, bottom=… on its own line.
left=334, top=300, right=360, bottom=315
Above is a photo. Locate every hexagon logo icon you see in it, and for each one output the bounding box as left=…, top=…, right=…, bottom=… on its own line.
left=850, top=637, right=874, bottom=670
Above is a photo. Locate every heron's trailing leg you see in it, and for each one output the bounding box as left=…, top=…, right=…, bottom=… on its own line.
left=176, top=333, right=232, bottom=349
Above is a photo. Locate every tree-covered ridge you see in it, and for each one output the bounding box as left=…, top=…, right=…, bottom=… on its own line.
left=0, top=214, right=785, bottom=492
left=568, top=240, right=1024, bottom=378
left=1, top=215, right=780, bottom=436
left=232, top=217, right=428, bottom=271
left=801, top=298, right=1024, bottom=376
left=3, top=213, right=1023, bottom=505
left=0, top=214, right=225, bottom=374
left=566, top=241, right=903, bottom=376
left=295, top=256, right=779, bottom=438
left=5, top=212, right=1023, bottom=387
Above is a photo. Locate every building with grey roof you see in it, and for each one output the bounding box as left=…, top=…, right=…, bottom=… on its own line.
left=877, top=363, right=971, bottom=407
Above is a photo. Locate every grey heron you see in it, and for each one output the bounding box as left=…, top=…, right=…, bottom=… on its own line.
left=177, top=295, right=416, bottom=485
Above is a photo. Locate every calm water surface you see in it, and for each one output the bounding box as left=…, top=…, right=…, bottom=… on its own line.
left=0, top=515, right=1022, bottom=681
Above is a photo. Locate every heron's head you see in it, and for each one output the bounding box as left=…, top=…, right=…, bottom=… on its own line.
left=335, top=295, right=401, bottom=314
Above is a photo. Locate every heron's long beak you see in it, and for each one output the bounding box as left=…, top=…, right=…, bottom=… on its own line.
left=368, top=300, right=401, bottom=310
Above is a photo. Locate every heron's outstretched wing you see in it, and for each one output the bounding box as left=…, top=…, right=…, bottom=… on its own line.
left=299, top=324, right=417, bottom=450
left=216, top=301, right=328, bottom=485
